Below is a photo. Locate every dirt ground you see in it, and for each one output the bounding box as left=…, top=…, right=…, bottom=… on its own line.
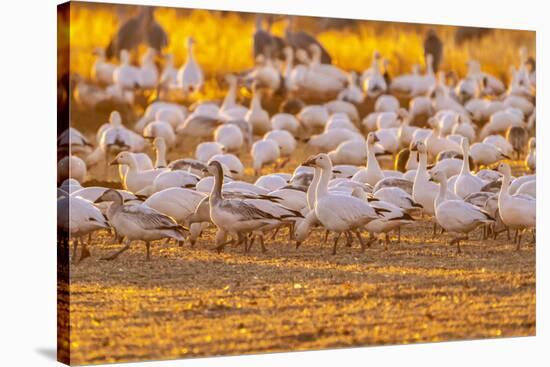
left=66, top=218, right=535, bottom=364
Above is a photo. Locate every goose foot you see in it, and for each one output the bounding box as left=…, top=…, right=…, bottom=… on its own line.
left=295, top=241, right=302, bottom=250
left=332, top=233, right=341, bottom=255
left=101, top=242, right=131, bottom=261
left=145, top=241, right=151, bottom=261
left=345, top=231, right=353, bottom=247
left=214, top=240, right=232, bottom=253
left=78, top=245, right=91, bottom=264
left=354, top=231, right=366, bottom=252
left=323, top=230, right=330, bottom=244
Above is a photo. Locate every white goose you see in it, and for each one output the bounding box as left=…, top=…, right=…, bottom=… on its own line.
left=94, top=189, right=187, bottom=260
left=177, top=37, right=204, bottom=94
left=496, top=163, right=536, bottom=250
left=214, top=124, right=244, bottom=153
left=58, top=195, right=110, bottom=262
left=113, top=50, right=140, bottom=90
left=144, top=187, right=206, bottom=225
left=143, top=119, right=176, bottom=148
left=91, top=48, right=115, bottom=85
left=431, top=170, right=494, bottom=253
left=111, top=151, right=167, bottom=193
left=271, top=113, right=301, bottom=136
left=454, top=138, right=486, bottom=198
left=245, top=86, right=271, bottom=135
left=251, top=139, right=280, bottom=176
left=264, top=130, right=296, bottom=157
left=138, top=48, right=159, bottom=89
left=195, top=142, right=225, bottom=163
left=303, top=153, right=382, bottom=254
left=525, top=137, right=536, bottom=172
left=208, top=153, right=244, bottom=178
left=361, top=51, right=387, bottom=98
left=352, top=133, right=384, bottom=186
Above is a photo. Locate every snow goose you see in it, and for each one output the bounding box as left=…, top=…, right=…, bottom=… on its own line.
left=113, top=50, right=140, bottom=90
left=430, top=84, right=468, bottom=115
left=140, top=170, right=200, bottom=195
left=135, top=102, right=187, bottom=133
left=516, top=180, right=535, bottom=198
left=111, top=151, right=166, bottom=193
left=143, top=119, right=176, bottom=148
left=352, top=188, right=414, bottom=248
left=352, top=133, right=384, bottom=186
left=138, top=48, right=159, bottom=89
left=57, top=127, right=93, bottom=157
left=245, top=86, right=271, bottom=135
left=308, top=128, right=363, bottom=152
left=144, top=187, right=206, bottom=225
left=375, top=94, right=400, bottom=113
left=176, top=106, right=221, bottom=138
left=95, top=189, right=187, bottom=260
left=218, top=74, right=249, bottom=122
left=480, top=108, right=524, bottom=139
left=58, top=156, right=87, bottom=184
left=58, top=195, right=110, bottom=263
left=298, top=105, right=329, bottom=132
left=208, top=153, right=244, bottom=178
left=264, top=130, right=296, bottom=158
left=325, top=113, right=359, bottom=132
left=469, top=142, right=510, bottom=168
left=255, top=174, right=288, bottom=192
left=271, top=113, right=301, bottom=136
left=195, top=142, right=225, bottom=163
left=361, top=51, right=387, bottom=98
left=214, top=124, right=244, bottom=153
left=328, top=139, right=367, bottom=166
left=431, top=170, right=494, bottom=253
left=409, top=54, right=437, bottom=97
left=496, top=163, right=536, bottom=249
left=325, top=100, right=359, bottom=123
left=177, top=37, right=204, bottom=94
left=118, top=152, right=154, bottom=182
left=482, top=135, right=514, bottom=158
left=525, top=137, right=535, bottom=172
left=337, top=71, right=364, bottom=104
left=151, top=137, right=167, bottom=168
left=412, top=141, right=458, bottom=217
left=251, top=139, right=281, bottom=176
left=450, top=115, right=476, bottom=143
left=373, top=187, right=422, bottom=213
left=454, top=138, right=486, bottom=198
left=206, top=161, right=302, bottom=252
left=159, top=53, right=178, bottom=89
left=303, top=153, right=383, bottom=254
left=425, top=125, right=461, bottom=158
left=91, top=48, right=115, bottom=85
left=508, top=174, right=535, bottom=195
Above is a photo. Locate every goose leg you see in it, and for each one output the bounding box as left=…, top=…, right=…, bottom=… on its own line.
left=78, top=237, right=91, bottom=263
left=259, top=234, right=267, bottom=253
left=145, top=241, right=151, bottom=261
left=397, top=227, right=401, bottom=243
left=101, top=239, right=131, bottom=260
left=432, top=222, right=437, bottom=238
left=332, top=232, right=342, bottom=255
left=323, top=230, right=330, bottom=244
left=384, top=232, right=390, bottom=251
left=516, top=229, right=523, bottom=251
left=71, top=238, right=79, bottom=264
left=354, top=231, right=366, bottom=252
left=366, top=232, right=376, bottom=248
left=270, top=227, right=280, bottom=241
left=345, top=231, right=353, bottom=247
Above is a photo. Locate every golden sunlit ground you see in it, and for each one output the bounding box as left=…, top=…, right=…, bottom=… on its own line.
left=60, top=2, right=536, bottom=365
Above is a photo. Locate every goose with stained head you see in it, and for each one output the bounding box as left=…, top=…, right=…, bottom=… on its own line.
left=95, top=189, right=187, bottom=260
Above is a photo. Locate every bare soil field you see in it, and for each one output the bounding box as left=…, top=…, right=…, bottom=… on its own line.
left=66, top=219, right=535, bottom=364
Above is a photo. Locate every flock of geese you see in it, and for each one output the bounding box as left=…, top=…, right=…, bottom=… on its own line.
left=58, top=12, right=536, bottom=263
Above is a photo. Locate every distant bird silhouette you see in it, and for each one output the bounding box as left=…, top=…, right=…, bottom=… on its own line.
left=106, top=7, right=168, bottom=59
left=285, top=17, right=332, bottom=64
left=454, top=27, right=492, bottom=45
left=253, top=15, right=286, bottom=61
left=423, top=29, right=443, bottom=73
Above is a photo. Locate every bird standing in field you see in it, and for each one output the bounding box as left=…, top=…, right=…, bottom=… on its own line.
left=423, top=29, right=443, bottom=73
left=106, top=7, right=168, bottom=60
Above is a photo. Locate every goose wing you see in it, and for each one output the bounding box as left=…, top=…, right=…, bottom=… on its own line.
left=121, top=204, right=183, bottom=231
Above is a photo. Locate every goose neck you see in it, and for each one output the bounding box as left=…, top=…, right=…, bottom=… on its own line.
left=460, top=146, right=471, bottom=175
left=155, top=146, right=167, bottom=168
left=367, top=142, right=381, bottom=172
left=435, top=177, right=447, bottom=208
left=307, top=167, right=321, bottom=210
left=210, top=167, right=224, bottom=203
left=221, top=80, right=237, bottom=110
left=315, top=165, right=331, bottom=203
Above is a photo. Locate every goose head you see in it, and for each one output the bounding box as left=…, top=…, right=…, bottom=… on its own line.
left=366, top=132, right=380, bottom=145
left=415, top=141, right=428, bottom=154
left=109, top=110, right=122, bottom=126
left=110, top=151, right=133, bottom=166
left=302, top=153, right=332, bottom=171
left=206, top=160, right=224, bottom=176
left=496, top=162, right=512, bottom=177
left=429, top=169, right=447, bottom=183
left=94, top=189, right=123, bottom=205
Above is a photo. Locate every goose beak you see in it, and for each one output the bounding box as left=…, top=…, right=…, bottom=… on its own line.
left=410, top=142, right=418, bottom=152
left=109, top=158, right=119, bottom=166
